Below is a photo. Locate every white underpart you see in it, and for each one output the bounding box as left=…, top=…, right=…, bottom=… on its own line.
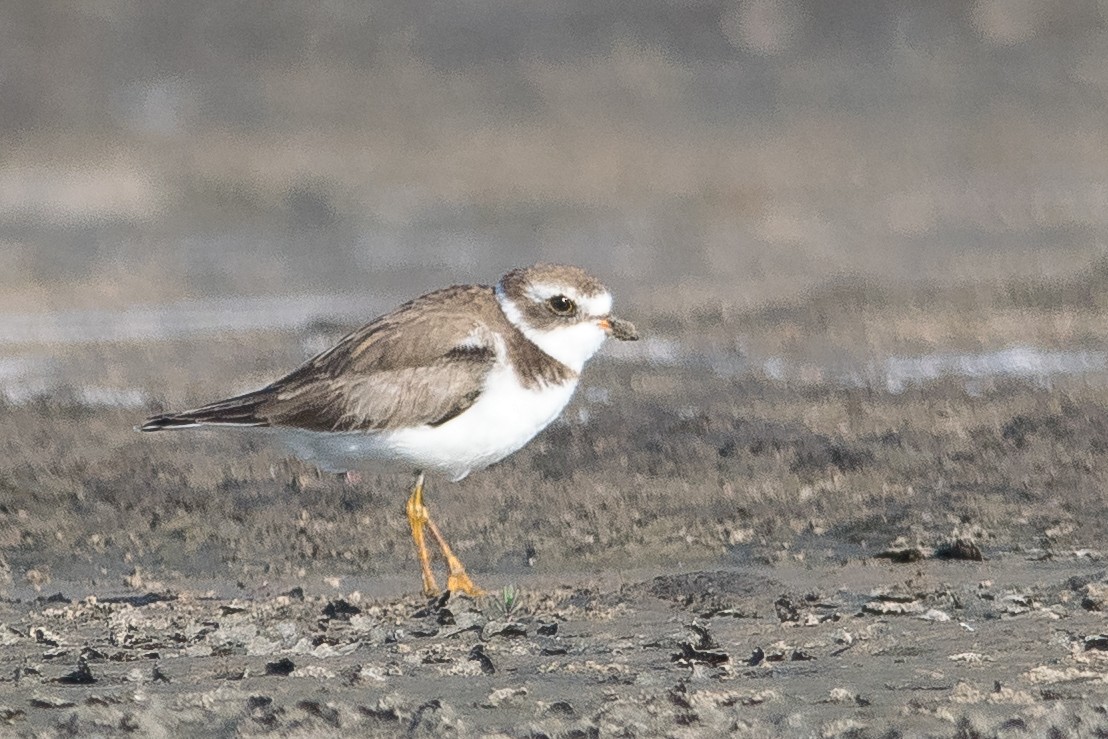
left=495, top=283, right=611, bottom=373
left=273, top=333, right=579, bottom=480
left=268, top=282, right=611, bottom=479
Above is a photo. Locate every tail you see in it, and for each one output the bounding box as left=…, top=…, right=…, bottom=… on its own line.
left=139, top=389, right=273, bottom=432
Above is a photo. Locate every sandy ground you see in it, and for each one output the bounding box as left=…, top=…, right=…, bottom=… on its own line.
left=4, top=326, right=1108, bottom=737
left=1, top=560, right=1107, bottom=737
left=5, top=3, right=1108, bottom=735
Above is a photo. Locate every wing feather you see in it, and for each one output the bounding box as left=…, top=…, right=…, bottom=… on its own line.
left=141, top=285, right=502, bottom=433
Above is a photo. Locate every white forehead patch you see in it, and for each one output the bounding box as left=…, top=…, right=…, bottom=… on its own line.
left=525, top=284, right=613, bottom=317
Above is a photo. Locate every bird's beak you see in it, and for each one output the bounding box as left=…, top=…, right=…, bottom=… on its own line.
left=598, top=316, right=639, bottom=341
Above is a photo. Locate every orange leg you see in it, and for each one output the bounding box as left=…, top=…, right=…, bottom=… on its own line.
left=424, top=516, right=485, bottom=597
left=405, top=473, right=440, bottom=596
left=404, top=472, right=485, bottom=597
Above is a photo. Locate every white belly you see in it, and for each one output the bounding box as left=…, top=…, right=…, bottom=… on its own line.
left=273, top=368, right=579, bottom=480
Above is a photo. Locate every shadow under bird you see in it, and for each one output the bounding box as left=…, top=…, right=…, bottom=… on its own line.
left=140, top=263, right=638, bottom=596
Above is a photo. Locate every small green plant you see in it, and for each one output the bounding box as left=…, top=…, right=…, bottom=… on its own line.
left=487, top=584, right=523, bottom=619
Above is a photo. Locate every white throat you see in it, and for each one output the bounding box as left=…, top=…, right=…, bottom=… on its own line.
left=495, top=285, right=608, bottom=373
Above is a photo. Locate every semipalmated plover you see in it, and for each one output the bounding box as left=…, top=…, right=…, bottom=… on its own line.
left=140, top=264, right=638, bottom=596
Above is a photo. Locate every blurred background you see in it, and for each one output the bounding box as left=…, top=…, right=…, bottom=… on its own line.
left=3, top=1, right=1108, bottom=403
left=2, top=0, right=1108, bottom=405
left=2, top=0, right=1108, bottom=408
left=3, top=0, right=1106, bottom=304
left=4, top=1, right=1108, bottom=585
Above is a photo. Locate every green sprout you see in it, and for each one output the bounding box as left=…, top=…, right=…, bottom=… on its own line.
left=489, top=584, right=522, bottom=619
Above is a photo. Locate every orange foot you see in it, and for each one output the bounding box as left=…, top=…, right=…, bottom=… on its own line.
left=404, top=472, right=485, bottom=598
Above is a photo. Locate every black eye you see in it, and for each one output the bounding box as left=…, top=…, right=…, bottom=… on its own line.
left=547, top=295, right=576, bottom=315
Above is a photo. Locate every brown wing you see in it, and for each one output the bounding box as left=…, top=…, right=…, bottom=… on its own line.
left=141, top=285, right=502, bottom=433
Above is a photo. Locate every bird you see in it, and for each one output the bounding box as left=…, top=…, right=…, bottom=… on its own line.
left=140, top=263, right=638, bottom=596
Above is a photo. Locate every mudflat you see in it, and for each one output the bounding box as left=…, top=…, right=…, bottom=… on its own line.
left=3, top=326, right=1108, bottom=737
left=1, top=558, right=1107, bottom=737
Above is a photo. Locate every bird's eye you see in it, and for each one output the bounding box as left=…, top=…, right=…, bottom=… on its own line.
left=547, top=295, right=576, bottom=316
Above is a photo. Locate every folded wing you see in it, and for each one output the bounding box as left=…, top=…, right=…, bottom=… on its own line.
left=140, top=285, right=500, bottom=433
